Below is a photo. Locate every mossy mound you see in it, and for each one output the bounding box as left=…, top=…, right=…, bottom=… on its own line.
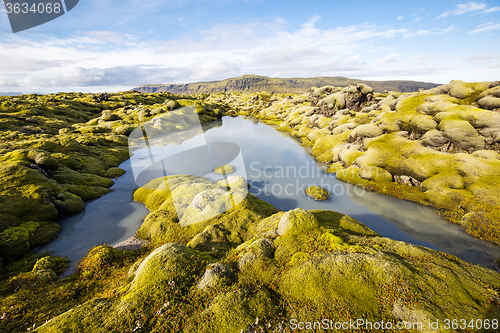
left=134, top=175, right=278, bottom=249
left=32, top=256, right=70, bottom=275
left=129, top=243, right=204, bottom=292
left=277, top=208, right=320, bottom=236
left=213, top=164, right=235, bottom=175
left=29, top=207, right=500, bottom=332
left=305, top=185, right=329, bottom=201
left=78, top=245, right=134, bottom=276
left=104, top=167, right=126, bottom=178
left=195, top=287, right=277, bottom=333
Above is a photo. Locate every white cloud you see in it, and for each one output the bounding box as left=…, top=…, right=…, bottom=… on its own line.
left=0, top=15, right=485, bottom=92
left=348, top=54, right=361, bottom=63
left=84, top=31, right=138, bottom=45
left=465, top=52, right=500, bottom=61
left=376, top=53, right=399, bottom=64
left=469, top=22, right=500, bottom=33
left=412, top=9, right=424, bottom=17
left=487, top=63, right=500, bottom=69
left=413, top=55, right=427, bottom=61
left=404, top=30, right=430, bottom=38
left=437, top=2, right=487, bottom=18
left=403, top=25, right=455, bottom=38
left=412, top=17, right=422, bottom=23
left=483, top=6, right=500, bottom=14
left=397, top=16, right=404, bottom=20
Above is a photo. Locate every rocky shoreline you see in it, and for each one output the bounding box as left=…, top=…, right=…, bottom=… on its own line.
left=112, top=234, right=150, bottom=252
left=211, top=80, right=500, bottom=246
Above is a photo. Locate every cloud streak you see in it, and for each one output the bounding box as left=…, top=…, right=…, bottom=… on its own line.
left=376, top=53, right=399, bottom=64
left=469, top=22, right=500, bottom=33
left=437, top=2, right=487, bottom=18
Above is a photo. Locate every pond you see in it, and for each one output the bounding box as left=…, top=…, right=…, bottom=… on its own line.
left=36, top=115, right=500, bottom=273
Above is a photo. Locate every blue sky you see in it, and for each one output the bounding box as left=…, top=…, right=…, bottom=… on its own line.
left=0, top=0, right=499, bottom=93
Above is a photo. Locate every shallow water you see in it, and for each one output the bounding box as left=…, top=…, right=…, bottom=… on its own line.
left=34, top=160, right=150, bottom=274
left=38, top=116, right=500, bottom=272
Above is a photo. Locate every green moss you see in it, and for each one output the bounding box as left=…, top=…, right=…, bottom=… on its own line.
left=50, top=153, right=80, bottom=170
left=441, top=195, right=500, bottom=245
left=325, top=162, right=344, bottom=174
left=187, top=224, right=231, bottom=251
left=52, top=166, right=114, bottom=187
left=310, top=210, right=379, bottom=237
left=277, top=208, right=320, bottom=236
left=128, top=243, right=204, bottom=293
left=33, top=299, right=114, bottom=333
left=311, top=132, right=349, bottom=160
left=289, top=251, right=310, bottom=265
left=33, top=256, right=70, bottom=275
left=78, top=245, right=135, bottom=277
left=104, top=167, right=126, bottom=178
left=362, top=181, right=428, bottom=206
left=305, top=186, right=329, bottom=201
left=134, top=175, right=278, bottom=247
left=196, top=287, right=277, bottom=333
left=0, top=222, right=38, bottom=260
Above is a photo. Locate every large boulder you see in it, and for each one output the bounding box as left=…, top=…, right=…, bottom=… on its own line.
left=478, top=95, right=500, bottom=110
left=131, top=243, right=204, bottom=291
left=277, top=208, right=320, bottom=236
left=421, top=130, right=449, bottom=147
left=438, top=119, right=485, bottom=150
left=343, top=83, right=374, bottom=110
left=347, top=124, right=383, bottom=141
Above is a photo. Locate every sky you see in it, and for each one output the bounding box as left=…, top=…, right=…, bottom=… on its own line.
left=0, top=0, right=499, bottom=93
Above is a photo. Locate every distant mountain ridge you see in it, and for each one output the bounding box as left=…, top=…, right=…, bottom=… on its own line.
left=0, top=92, right=24, bottom=96
left=133, top=75, right=440, bottom=94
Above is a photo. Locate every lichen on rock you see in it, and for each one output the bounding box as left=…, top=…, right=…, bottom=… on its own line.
left=305, top=185, right=329, bottom=201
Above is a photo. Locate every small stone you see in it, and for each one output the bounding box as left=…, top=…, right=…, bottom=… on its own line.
left=197, top=263, right=234, bottom=290
left=305, top=186, right=329, bottom=201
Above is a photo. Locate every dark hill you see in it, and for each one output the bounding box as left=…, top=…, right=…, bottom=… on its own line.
left=133, top=75, right=440, bottom=94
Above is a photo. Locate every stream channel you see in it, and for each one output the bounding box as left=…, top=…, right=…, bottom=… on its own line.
left=35, top=116, right=500, bottom=273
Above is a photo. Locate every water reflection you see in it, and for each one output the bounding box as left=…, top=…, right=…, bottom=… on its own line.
left=202, top=116, right=500, bottom=269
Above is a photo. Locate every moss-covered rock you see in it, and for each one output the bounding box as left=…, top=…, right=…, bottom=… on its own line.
left=305, top=185, right=329, bottom=201
left=134, top=175, right=278, bottom=247
left=32, top=256, right=70, bottom=275
left=438, top=119, right=485, bottom=150
left=478, top=95, right=500, bottom=110
left=358, top=165, right=393, bottom=182
left=104, top=167, right=126, bottom=178
left=78, top=245, right=128, bottom=276
left=196, top=263, right=234, bottom=290
left=187, top=224, right=230, bottom=251
left=277, top=208, right=320, bottom=236
left=130, top=243, right=204, bottom=291
left=213, top=164, right=235, bottom=174
left=29, top=269, right=58, bottom=285
left=238, top=238, right=274, bottom=269
left=197, top=287, right=277, bottom=333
